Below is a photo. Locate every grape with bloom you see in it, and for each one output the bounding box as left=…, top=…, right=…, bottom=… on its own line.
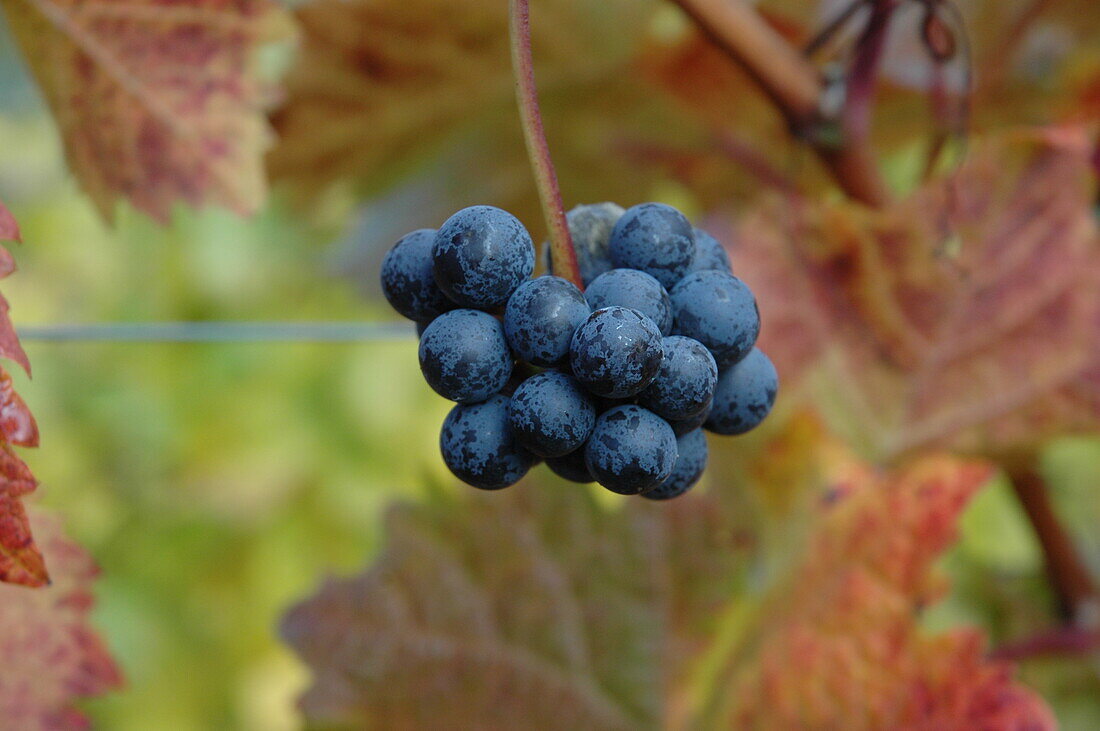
left=381, top=203, right=778, bottom=498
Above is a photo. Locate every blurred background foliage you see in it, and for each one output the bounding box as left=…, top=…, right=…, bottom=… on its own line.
left=1, top=20, right=450, bottom=725
left=0, top=0, right=1098, bottom=728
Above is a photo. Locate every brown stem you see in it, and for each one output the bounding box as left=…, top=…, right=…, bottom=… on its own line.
left=1007, top=461, right=1098, bottom=622
left=670, top=0, right=890, bottom=207
left=509, top=0, right=582, bottom=289
left=991, top=625, right=1100, bottom=662
left=978, top=0, right=1053, bottom=97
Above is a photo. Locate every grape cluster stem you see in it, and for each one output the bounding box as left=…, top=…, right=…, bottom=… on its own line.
left=508, top=0, right=583, bottom=289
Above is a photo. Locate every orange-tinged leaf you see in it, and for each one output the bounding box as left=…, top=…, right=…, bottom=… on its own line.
left=0, top=510, right=123, bottom=729
left=268, top=0, right=784, bottom=243
left=734, top=129, right=1100, bottom=459
left=0, top=0, right=288, bottom=223
left=283, top=447, right=1051, bottom=728
left=712, top=457, right=1056, bottom=730
left=268, top=0, right=664, bottom=220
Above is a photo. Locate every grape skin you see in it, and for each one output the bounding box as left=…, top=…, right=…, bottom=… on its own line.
left=545, top=447, right=596, bottom=484
left=670, top=270, right=760, bottom=368
left=508, top=371, right=596, bottom=458
left=570, top=306, right=664, bottom=399
left=608, top=203, right=695, bottom=288
left=688, top=228, right=732, bottom=273
left=584, top=268, right=673, bottom=336
left=440, top=395, right=536, bottom=490
left=668, top=396, right=712, bottom=436
left=643, top=428, right=708, bottom=500
left=638, top=335, right=718, bottom=421
left=585, top=405, right=677, bottom=495
left=380, top=228, right=453, bottom=321
left=706, top=348, right=779, bottom=436
left=418, top=310, right=513, bottom=403
left=432, top=205, right=535, bottom=309
left=545, top=202, right=624, bottom=286
left=504, top=276, right=590, bottom=367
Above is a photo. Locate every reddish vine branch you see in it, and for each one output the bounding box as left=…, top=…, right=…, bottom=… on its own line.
left=509, top=0, right=582, bottom=289
left=670, top=0, right=890, bottom=207
left=991, top=624, right=1100, bottom=662
left=1007, top=461, right=1098, bottom=622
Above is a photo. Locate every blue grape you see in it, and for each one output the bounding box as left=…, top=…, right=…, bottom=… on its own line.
left=585, top=405, right=677, bottom=495
left=545, top=448, right=595, bottom=483
left=643, top=428, right=707, bottom=500
left=504, top=276, right=590, bottom=367
left=688, top=228, right=732, bottom=273
left=570, top=307, right=663, bottom=398
left=706, top=348, right=778, bottom=435
left=591, top=393, right=634, bottom=414
left=508, top=371, right=596, bottom=457
left=639, top=336, right=718, bottom=421
left=584, top=269, right=673, bottom=335
left=418, top=310, right=513, bottom=403
left=545, top=202, right=623, bottom=286
left=608, top=203, right=695, bottom=288
left=380, top=229, right=454, bottom=321
left=432, top=205, right=535, bottom=309
left=440, top=395, right=535, bottom=489
left=668, top=396, right=712, bottom=436
left=670, top=270, right=760, bottom=368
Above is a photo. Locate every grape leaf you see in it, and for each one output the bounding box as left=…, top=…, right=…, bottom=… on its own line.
left=282, top=488, right=663, bottom=729
left=267, top=0, right=775, bottom=244
left=282, top=454, right=1052, bottom=728
left=711, top=457, right=1056, bottom=729
left=0, top=510, right=123, bottom=729
left=733, top=129, right=1100, bottom=460
left=0, top=0, right=289, bottom=223
left=0, top=202, right=44, bottom=586
left=269, top=0, right=648, bottom=195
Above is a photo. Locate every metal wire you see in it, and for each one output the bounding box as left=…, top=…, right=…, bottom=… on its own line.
left=17, top=321, right=417, bottom=343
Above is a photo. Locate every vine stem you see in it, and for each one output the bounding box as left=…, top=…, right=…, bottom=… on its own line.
left=509, top=0, right=582, bottom=289
left=1006, top=459, right=1099, bottom=623
left=991, top=625, right=1100, bottom=662
left=670, top=0, right=890, bottom=207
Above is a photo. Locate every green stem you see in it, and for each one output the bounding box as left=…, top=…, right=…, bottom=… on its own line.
left=509, top=0, right=582, bottom=288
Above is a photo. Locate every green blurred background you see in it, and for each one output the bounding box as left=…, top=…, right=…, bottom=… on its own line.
left=1, top=28, right=452, bottom=727
left=2, top=13, right=1099, bottom=729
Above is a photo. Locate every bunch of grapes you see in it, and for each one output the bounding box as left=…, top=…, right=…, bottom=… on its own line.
left=380, top=202, right=777, bottom=500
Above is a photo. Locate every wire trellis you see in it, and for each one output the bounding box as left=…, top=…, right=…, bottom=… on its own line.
left=17, top=322, right=417, bottom=343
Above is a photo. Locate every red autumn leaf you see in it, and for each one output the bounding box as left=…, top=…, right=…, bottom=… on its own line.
left=0, top=201, right=46, bottom=586
left=732, top=128, right=1100, bottom=459
left=0, top=0, right=290, bottom=223
left=0, top=446, right=45, bottom=587
left=282, top=451, right=1052, bottom=728
left=0, top=200, right=21, bottom=245
left=717, top=457, right=1056, bottom=730
left=0, top=510, right=123, bottom=729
